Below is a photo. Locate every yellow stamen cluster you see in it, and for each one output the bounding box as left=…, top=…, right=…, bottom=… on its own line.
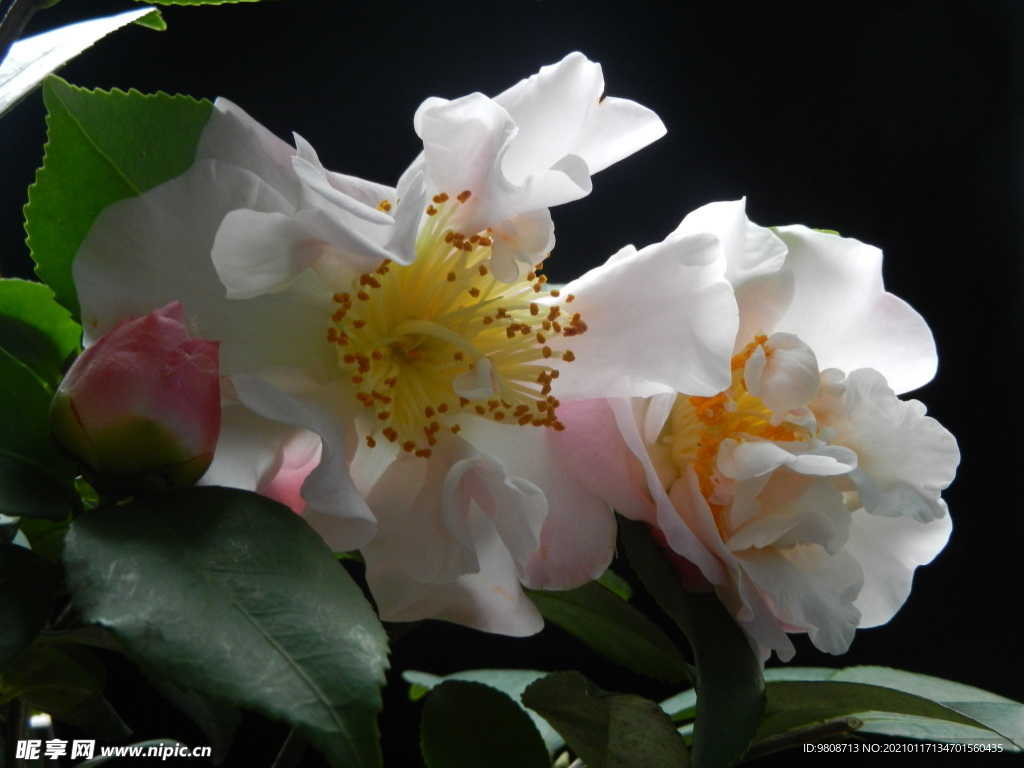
left=661, top=336, right=808, bottom=517
left=326, top=191, right=584, bottom=457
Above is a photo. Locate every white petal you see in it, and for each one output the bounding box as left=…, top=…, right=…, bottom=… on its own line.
left=674, top=199, right=788, bottom=287
left=493, top=52, right=666, bottom=181
left=744, top=333, right=820, bottom=414
left=75, top=161, right=336, bottom=378
left=553, top=231, right=737, bottom=399
left=846, top=507, right=952, bottom=627
left=769, top=226, right=938, bottom=394
left=824, top=368, right=959, bottom=523
left=198, top=98, right=302, bottom=205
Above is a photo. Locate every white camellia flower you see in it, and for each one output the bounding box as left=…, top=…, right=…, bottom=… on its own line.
left=556, top=199, right=959, bottom=659
left=73, top=54, right=738, bottom=635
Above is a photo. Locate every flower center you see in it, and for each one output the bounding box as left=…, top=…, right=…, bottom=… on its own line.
left=661, top=336, right=810, bottom=510
left=326, top=191, right=584, bottom=457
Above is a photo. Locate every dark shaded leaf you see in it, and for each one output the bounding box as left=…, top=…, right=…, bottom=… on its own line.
left=620, top=518, right=763, bottom=768
left=527, top=580, right=687, bottom=682
left=420, top=680, right=550, bottom=768
left=522, top=671, right=689, bottom=768
left=62, top=487, right=389, bottom=768
left=0, top=545, right=55, bottom=672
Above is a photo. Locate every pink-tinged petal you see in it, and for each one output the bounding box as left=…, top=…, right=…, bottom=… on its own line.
left=457, top=415, right=615, bottom=591
left=553, top=231, right=737, bottom=399
left=443, top=453, right=547, bottom=577
left=362, top=435, right=544, bottom=636
left=258, top=429, right=322, bottom=514
left=846, top=507, right=952, bottom=627
left=231, top=374, right=376, bottom=552
left=75, top=161, right=337, bottom=378
left=739, top=545, right=863, bottom=656
left=363, top=516, right=544, bottom=636
left=494, top=52, right=666, bottom=181
left=769, top=226, right=938, bottom=394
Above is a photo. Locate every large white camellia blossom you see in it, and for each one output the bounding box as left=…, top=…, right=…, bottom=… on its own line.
left=557, top=199, right=959, bottom=660
left=74, top=54, right=739, bottom=635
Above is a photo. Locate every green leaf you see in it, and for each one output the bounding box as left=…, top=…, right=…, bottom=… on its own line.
left=0, top=279, right=80, bottom=389
left=619, top=518, right=763, bottom=768
left=597, top=567, right=632, bottom=600
left=761, top=681, right=989, bottom=738
left=0, top=348, right=78, bottom=519
left=26, top=78, right=212, bottom=319
left=522, top=671, right=690, bottom=768
left=404, top=669, right=561, bottom=755
left=420, top=680, right=550, bottom=768
left=760, top=666, right=1024, bottom=749
left=62, top=487, right=389, bottom=768
left=133, top=10, right=168, bottom=31
left=0, top=456, right=79, bottom=521
left=527, top=581, right=687, bottom=682
left=0, top=545, right=56, bottom=672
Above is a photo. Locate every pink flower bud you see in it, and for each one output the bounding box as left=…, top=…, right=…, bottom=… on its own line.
left=50, top=302, right=221, bottom=493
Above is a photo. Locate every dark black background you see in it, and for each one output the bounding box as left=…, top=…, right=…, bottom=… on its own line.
left=2, top=1, right=1022, bottom=765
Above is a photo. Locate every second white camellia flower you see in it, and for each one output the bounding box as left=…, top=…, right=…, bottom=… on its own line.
left=74, top=54, right=741, bottom=635
left=557, top=199, right=959, bottom=660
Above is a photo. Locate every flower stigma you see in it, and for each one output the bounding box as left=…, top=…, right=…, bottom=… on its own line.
left=327, top=191, right=585, bottom=457
left=658, top=336, right=811, bottom=519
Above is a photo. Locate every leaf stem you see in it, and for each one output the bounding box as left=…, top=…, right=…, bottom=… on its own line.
left=742, top=716, right=864, bottom=762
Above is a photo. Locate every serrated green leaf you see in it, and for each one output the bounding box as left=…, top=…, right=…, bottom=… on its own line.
left=522, top=671, right=689, bottom=768
left=26, top=78, right=212, bottom=319
left=619, top=517, right=763, bottom=768
left=420, top=680, right=550, bottom=768
left=0, top=279, right=80, bottom=389
left=62, top=487, right=389, bottom=768
left=0, top=348, right=78, bottom=519
left=0, top=545, right=56, bottom=672
left=527, top=581, right=687, bottom=682
left=404, top=669, right=560, bottom=754
left=133, top=10, right=167, bottom=31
